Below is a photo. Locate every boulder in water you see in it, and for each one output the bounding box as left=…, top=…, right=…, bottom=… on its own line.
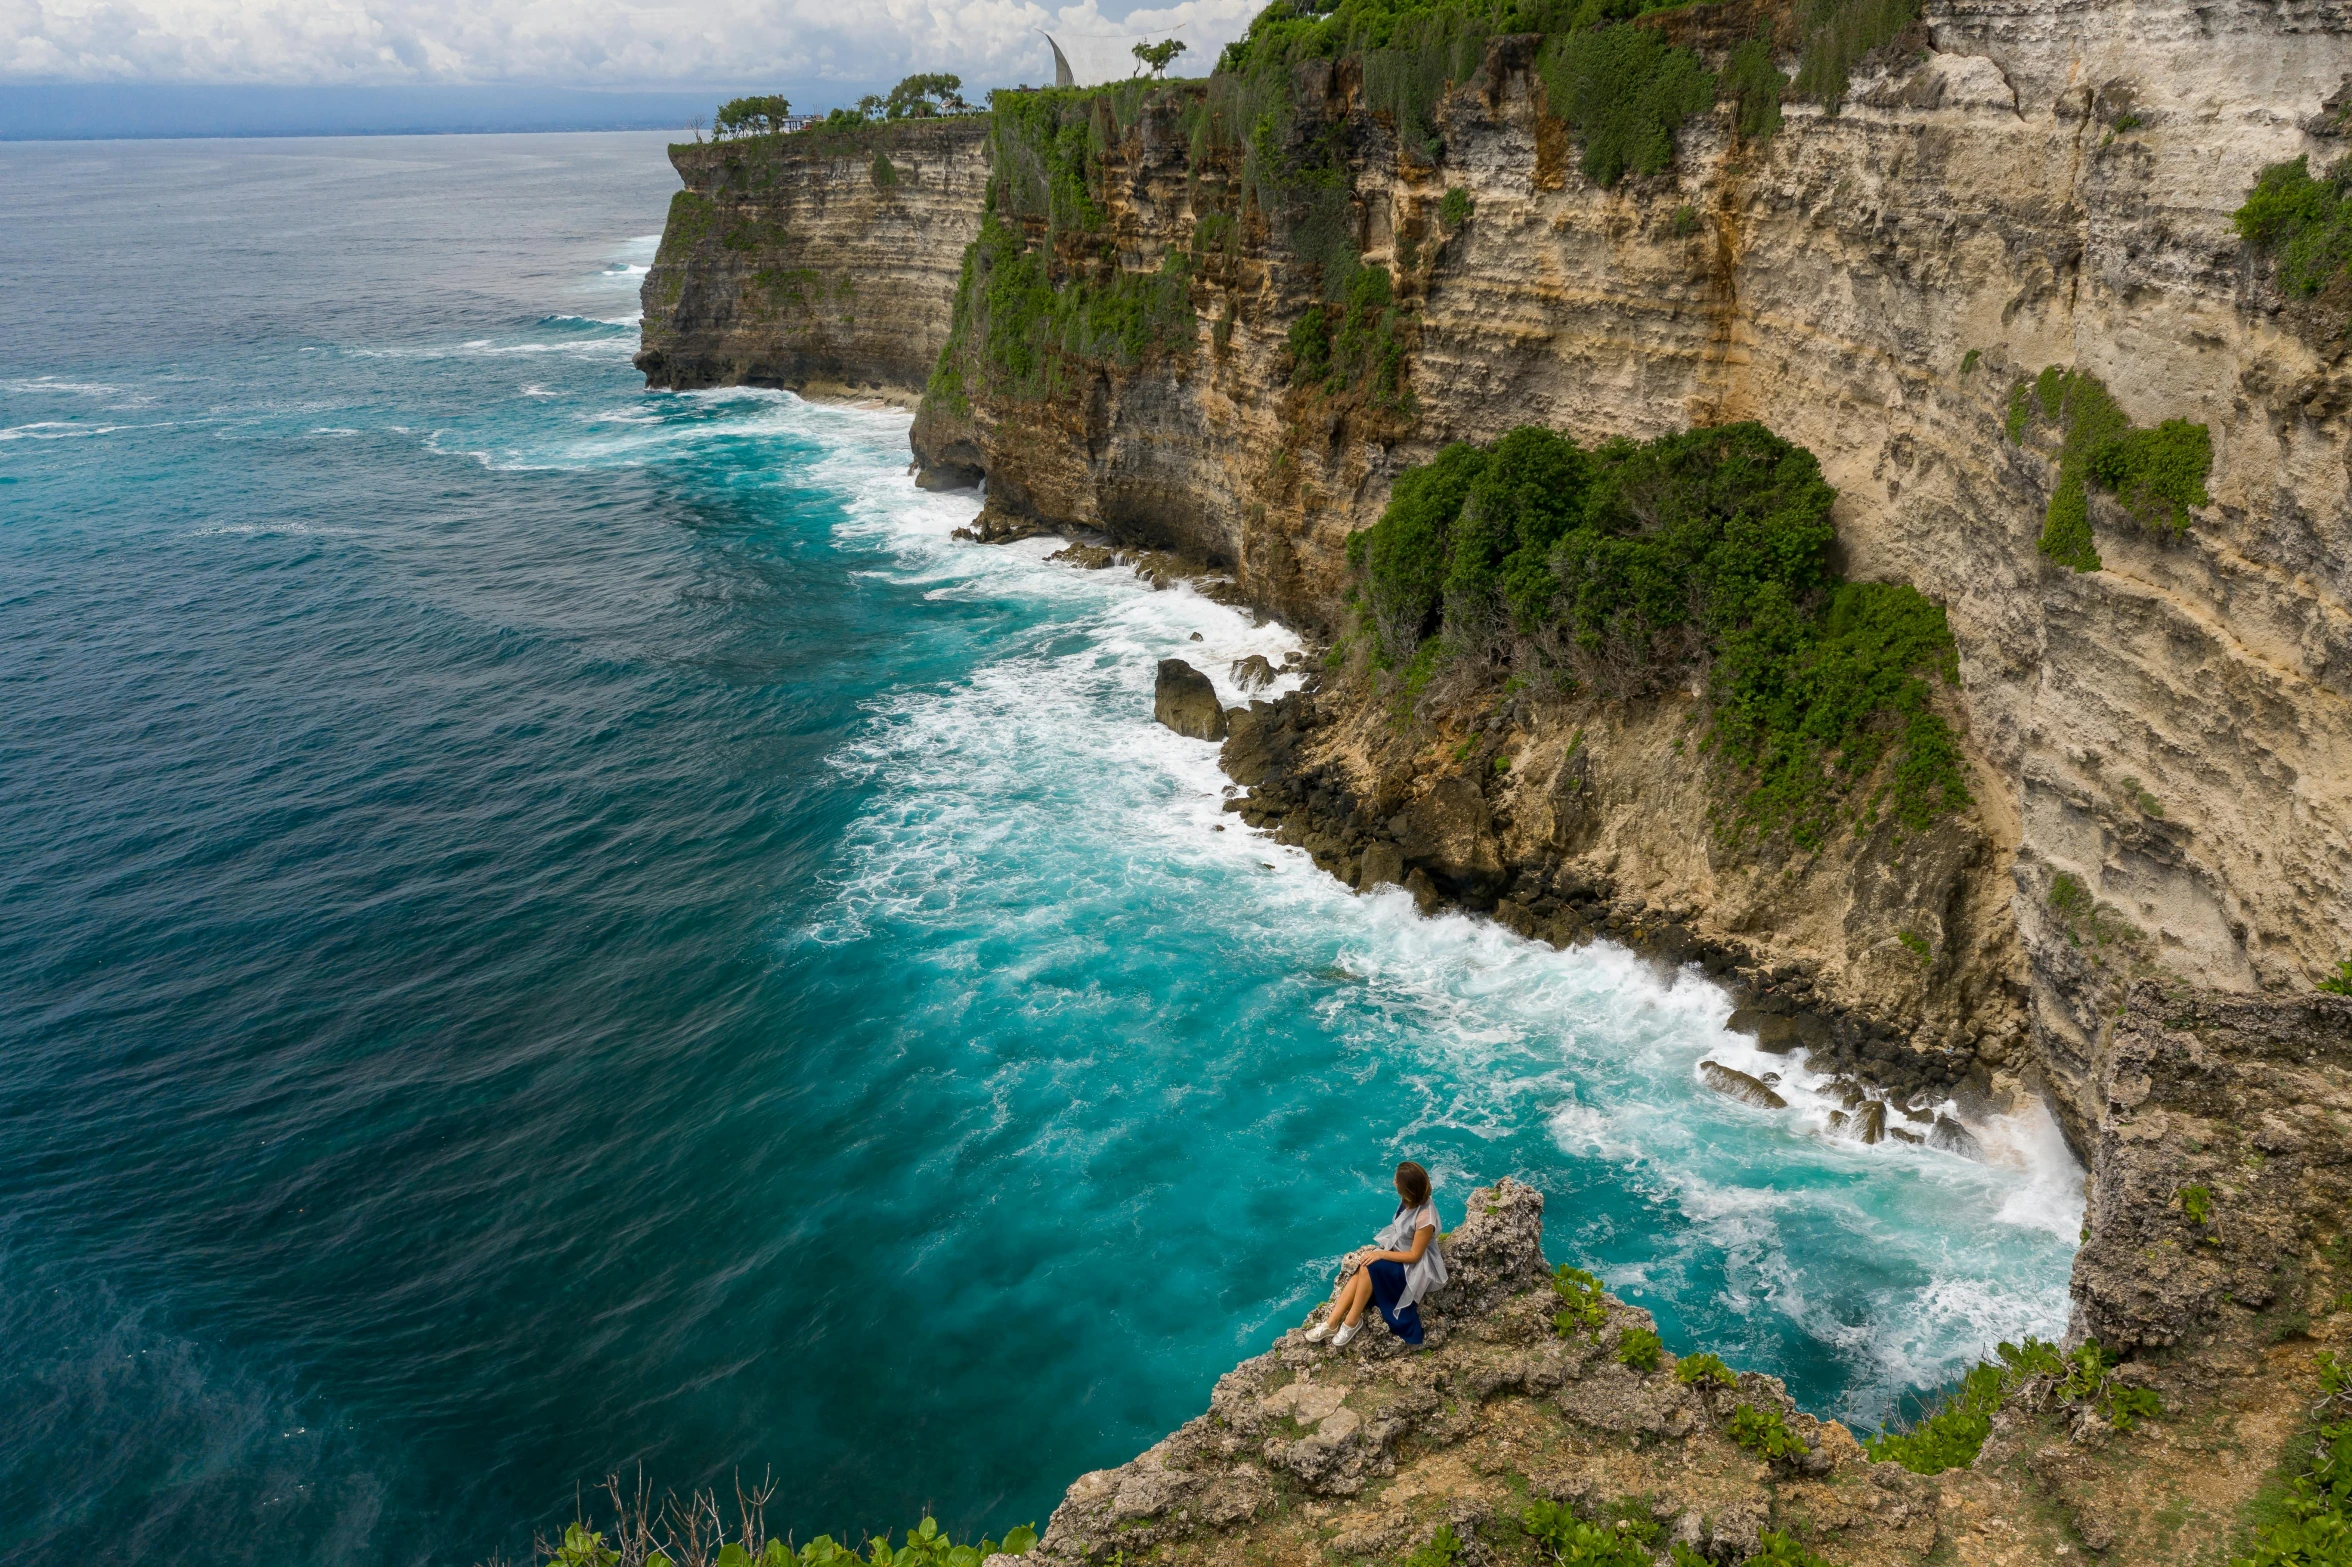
left=1928, top=1114, right=1985, bottom=1160
left=1230, top=653, right=1277, bottom=692
left=1699, top=1060, right=1788, bottom=1110
left=1154, top=659, right=1228, bottom=741
left=1847, top=1099, right=1887, bottom=1144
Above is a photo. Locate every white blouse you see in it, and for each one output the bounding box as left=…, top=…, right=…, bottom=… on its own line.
left=1374, top=1199, right=1447, bottom=1308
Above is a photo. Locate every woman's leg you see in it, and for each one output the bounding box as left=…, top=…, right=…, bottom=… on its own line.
left=1335, top=1265, right=1373, bottom=1326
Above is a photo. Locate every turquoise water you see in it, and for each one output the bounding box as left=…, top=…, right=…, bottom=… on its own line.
left=0, top=132, right=2082, bottom=1567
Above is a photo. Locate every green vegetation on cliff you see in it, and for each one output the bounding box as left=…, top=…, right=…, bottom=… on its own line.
left=1346, top=423, right=1970, bottom=848
left=2004, top=366, right=2211, bottom=572
left=2238, top=155, right=2352, bottom=301
left=536, top=1486, right=1038, bottom=1567
left=2235, top=1353, right=2352, bottom=1566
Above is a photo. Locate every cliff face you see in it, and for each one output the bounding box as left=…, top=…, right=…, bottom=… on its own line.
left=641, top=19, right=2352, bottom=1553
left=888, top=3, right=2352, bottom=1149
left=634, top=119, right=990, bottom=403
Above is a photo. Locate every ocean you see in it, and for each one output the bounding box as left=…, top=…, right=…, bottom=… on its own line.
left=0, top=130, right=2082, bottom=1566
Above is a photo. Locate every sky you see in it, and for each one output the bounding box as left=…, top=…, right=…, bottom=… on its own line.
left=0, top=0, right=1268, bottom=99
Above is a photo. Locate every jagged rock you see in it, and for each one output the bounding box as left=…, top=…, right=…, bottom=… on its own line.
left=1229, top=653, right=1276, bottom=691
left=1727, top=1008, right=1802, bottom=1053
left=1927, top=1114, right=1984, bottom=1160
left=1699, top=1060, right=1789, bottom=1109
left=1049, top=543, right=1115, bottom=569
left=1391, top=774, right=1507, bottom=897
left=1153, top=659, right=1227, bottom=741
left=1848, top=1098, right=1888, bottom=1144
left=1358, top=841, right=1406, bottom=891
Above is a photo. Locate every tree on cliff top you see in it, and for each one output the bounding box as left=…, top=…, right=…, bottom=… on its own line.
left=713, top=95, right=790, bottom=137
left=1132, top=38, right=1189, bottom=77
left=887, top=74, right=971, bottom=117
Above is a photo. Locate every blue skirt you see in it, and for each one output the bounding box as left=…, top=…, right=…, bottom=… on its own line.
left=1366, top=1259, right=1424, bottom=1345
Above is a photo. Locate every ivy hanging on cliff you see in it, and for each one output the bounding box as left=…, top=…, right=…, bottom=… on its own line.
left=928, top=214, right=1197, bottom=410
left=1344, top=422, right=1972, bottom=849
left=2003, top=366, right=2212, bottom=573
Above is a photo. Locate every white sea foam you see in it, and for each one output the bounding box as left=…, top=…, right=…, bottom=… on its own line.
left=0, top=421, right=121, bottom=441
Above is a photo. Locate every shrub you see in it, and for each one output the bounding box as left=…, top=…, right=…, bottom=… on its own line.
left=2323, top=956, right=2352, bottom=995
left=540, top=1490, right=1036, bottom=1567
left=1791, top=0, right=1916, bottom=114
left=1728, top=1403, right=1808, bottom=1463
left=2006, top=366, right=2211, bottom=572
left=1723, top=37, right=1786, bottom=139
left=1552, top=1262, right=1609, bottom=1337
left=930, top=213, right=1196, bottom=406
left=1440, top=186, right=1474, bottom=228
left=871, top=152, right=900, bottom=188
left=1864, top=1361, right=2002, bottom=1473
left=1897, top=929, right=1931, bottom=960
left=1401, top=1522, right=1464, bottom=1567
left=1537, top=23, right=1716, bottom=187
left=2181, top=1184, right=2215, bottom=1226
left=1345, top=423, right=1970, bottom=848
left=2236, top=1354, right=2352, bottom=1565
left=1521, top=1500, right=1653, bottom=1566
left=1616, top=1326, right=1664, bottom=1371
left=1744, top=1534, right=1835, bottom=1567
left=1676, top=1351, right=1735, bottom=1387
left=2236, top=155, right=2352, bottom=297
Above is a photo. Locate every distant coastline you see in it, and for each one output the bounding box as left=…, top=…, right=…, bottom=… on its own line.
left=0, top=84, right=876, bottom=142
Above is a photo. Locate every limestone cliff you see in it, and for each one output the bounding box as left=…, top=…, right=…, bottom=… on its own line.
left=889, top=3, right=2352, bottom=1149
left=635, top=119, right=989, bottom=405
left=641, top=14, right=2352, bottom=1556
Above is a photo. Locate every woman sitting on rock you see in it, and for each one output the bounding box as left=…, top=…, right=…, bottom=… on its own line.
left=1306, top=1161, right=1446, bottom=1348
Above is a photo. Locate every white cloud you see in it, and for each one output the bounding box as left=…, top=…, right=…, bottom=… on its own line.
left=0, top=0, right=1262, bottom=89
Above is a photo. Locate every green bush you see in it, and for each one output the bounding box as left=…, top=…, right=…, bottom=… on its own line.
left=1723, top=37, right=1787, bottom=139
left=1440, top=186, right=1474, bottom=228
left=871, top=152, right=900, bottom=188
left=2181, top=1184, right=2215, bottom=1227
left=1346, top=422, right=1970, bottom=848
left=1743, top=1534, right=1835, bottom=1567
left=2006, top=366, right=2211, bottom=572
left=1791, top=0, right=1915, bottom=113
left=1537, top=23, right=1716, bottom=187
left=1402, top=1522, right=1465, bottom=1567
left=1677, top=1351, right=1735, bottom=1387
left=1552, top=1262, right=1609, bottom=1337
left=543, top=1511, right=1036, bottom=1567
left=1617, top=1326, right=1665, bottom=1371
left=1863, top=1361, right=2002, bottom=1474
left=2236, top=1355, right=2352, bottom=1566
left=1521, top=1498, right=1654, bottom=1565
left=2236, top=155, right=2352, bottom=297
left=1728, top=1403, right=1808, bottom=1463
left=930, top=213, right=1196, bottom=406
left=2322, top=955, right=2352, bottom=995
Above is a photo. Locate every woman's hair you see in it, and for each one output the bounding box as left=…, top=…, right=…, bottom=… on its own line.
left=1394, top=1161, right=1431, bottom=1206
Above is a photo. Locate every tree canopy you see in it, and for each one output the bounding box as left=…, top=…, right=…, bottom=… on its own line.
left=886, top=73, right=970, bottom=117
left=1132, top=38, right=1188, bottom=77
left=713, top=94, right=790, bottom=137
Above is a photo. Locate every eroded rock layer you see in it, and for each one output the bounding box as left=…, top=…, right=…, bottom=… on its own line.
left=635, top=119, right=990, bottom=404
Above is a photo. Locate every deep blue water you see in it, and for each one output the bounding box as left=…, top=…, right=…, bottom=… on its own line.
left=0, top=132, right=2082, bottom=1567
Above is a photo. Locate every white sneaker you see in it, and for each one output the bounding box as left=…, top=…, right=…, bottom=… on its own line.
left=1331, top=1321, right=1359, bottom=1348
left=1304, top=1318, right=1332, bottom=1343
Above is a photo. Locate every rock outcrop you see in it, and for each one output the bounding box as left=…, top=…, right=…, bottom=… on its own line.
left=1155, top=660, right=1230, bottom=741
left=1020, top=1160, right=2352, bottom=1563
left=635, top=119, right=989, bottom=402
